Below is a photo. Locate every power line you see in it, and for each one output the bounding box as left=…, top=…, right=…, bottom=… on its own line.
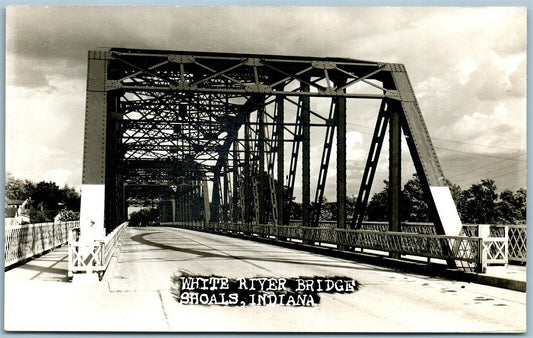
left=347, top=120, right=526, bottom=154
left=460, top=162, right=526, bottom=182
left=488, top=168, right=527, bottom=181
left=432, top=137, right=525, bottom=152
left=435, top=146, right=527, bottom=162
left=454, top=163, right=526, bottom=183
left=347, top=122, right=374, bottom=131
left=448, top=154, right=527, bottom=180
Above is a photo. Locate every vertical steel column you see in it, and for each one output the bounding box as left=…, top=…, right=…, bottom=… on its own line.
left=337, top=96, right=347, bottom=232
left=179, top=187, right=184, bottom=224
left=172, top=199, right=176, bottom=224
left=184, top=187, right=188, bottom=224
left=301, top=80, right=312, bottom=244
left=389, top=103, right=402, bottom=259
left=276, top=94, right=285, bottom=225
left=105, top=94, right=123, bottom=233
left=176, top=188, right=181, bottom=224
left=188, top=184, right=193, bottom=225
left=197, top=182, right=202, bottom=226
left=222, top=171, right=229, bottom=222
left=203, top=179, right=210, bottom=226
left=188, top=187, right=192, bottom=225
left=122, top=183, right=127, bottom=226
left=80, top=49, right=110, bottom=243
left=193, top=184, right=198, bottom=225
left=210, top=177, right=221, bottom=222
left=225, top=163, right=232, bottom=223
left=232, top=143, right=239, bottom=223
left=258, top=102, right=266, bottom=225
left=244, top=115, right=251, bottom=225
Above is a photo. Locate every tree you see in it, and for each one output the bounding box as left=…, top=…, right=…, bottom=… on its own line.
left=32, top=181, right=62, bottom=210
left=514, top=188, right=527, bottom=220
left=365, top=174, right=525, bottom=225
left=496, top=189, right=526, bottom=224
left=461, top=179, right=498, bottom=223
left=5, top=172, right=35, bottom=200
left=366, top=181, right=390, bottom=221
left=129, top=208, right=159, bottom=227
left=5, top=174, right=81, bottom=222
left=402, top=174, right=429, bottom=222
left=60, top=185, right=81, bottom=211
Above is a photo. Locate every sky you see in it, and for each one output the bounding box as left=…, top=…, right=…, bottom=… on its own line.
left=4, top=6, right=528, bottom=199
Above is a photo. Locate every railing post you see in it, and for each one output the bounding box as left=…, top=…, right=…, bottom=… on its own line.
left=479, top=237, right=487, bottom=273
left=101, top=241, right=106, bottom=269
left=478, top=224, right=490, bottom=239
left=504, top=225, right=509, bottom=267
left=67, top=229, right=73, bottom=278
left=52, top=221, right=56, bottom=248
left=426, top=237, right=431, bottom=265
left=478, top=224, right=490, bottom=269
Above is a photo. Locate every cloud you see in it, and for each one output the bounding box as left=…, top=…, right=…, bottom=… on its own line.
left=4, top=6, right=527, bottom=195
left=42, top=168, right=73, bottom=188
left=508, top=58, right=527, bottom=98
left=7, top=63, right=52, bottom=89
left=456, top=59, right=478, bottom=86
left=415, top=76, right=451, bottom=98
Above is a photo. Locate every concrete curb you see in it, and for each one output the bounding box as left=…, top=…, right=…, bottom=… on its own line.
left=102, top=239, right=123, bottom=283
left=102, top=255, right=119, bottom=283
left=169, top=226, right=526, bottom=293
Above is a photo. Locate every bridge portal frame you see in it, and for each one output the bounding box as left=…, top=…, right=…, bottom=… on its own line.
left=79, top=48, right=462, bottom=266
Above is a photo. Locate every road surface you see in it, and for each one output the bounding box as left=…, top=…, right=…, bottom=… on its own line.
left=4, top=226, right=526, bottom=332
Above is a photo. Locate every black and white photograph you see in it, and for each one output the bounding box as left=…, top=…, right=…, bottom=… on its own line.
left=3, top=5, right=527, bottom=333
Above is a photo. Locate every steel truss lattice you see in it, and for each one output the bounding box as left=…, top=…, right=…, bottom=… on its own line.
left=80, top=48, right=463, bottom=267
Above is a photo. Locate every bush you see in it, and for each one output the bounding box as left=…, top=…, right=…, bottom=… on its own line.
left=29, top=208, right=48, bottom=223
left=129, top=208, right=159, bottom=227
left=56, top=209, right=80, bottom=222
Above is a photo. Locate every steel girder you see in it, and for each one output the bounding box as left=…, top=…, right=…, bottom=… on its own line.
left=80, top=48, right=462, bottom=268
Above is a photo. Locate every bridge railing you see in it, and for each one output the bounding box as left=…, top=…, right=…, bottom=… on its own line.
left=4, top=221, right=79, bottom=268
left=67, top=222, right=127, bottom=277
left=481, top=227, right=508, bottom=266
left=181, top=221, right=484, bottom=272
left=290, top=220, right=525, bottom=265
left=507, top=225, right=527, bottom=263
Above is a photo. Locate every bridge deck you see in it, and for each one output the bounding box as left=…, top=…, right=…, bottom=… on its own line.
left=5, top=226, right=526, bottom=332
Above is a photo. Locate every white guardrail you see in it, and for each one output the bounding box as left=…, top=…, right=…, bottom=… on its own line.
left=294, top=221, right=524, bottom=266
left=173, top=220, right=525, bottom=272
left=4, top=221, right=79, bottom=268
left=67, top=222, right=127, bottom=277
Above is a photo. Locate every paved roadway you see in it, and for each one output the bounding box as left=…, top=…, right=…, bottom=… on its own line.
left=4, top=226, right=526, bottom=332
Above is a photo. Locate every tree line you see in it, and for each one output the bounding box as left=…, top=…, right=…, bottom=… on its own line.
left=5, top=173, right=80, bottom=223
left=5, top=172, right=525, bottom=225
left=358, top=174, right=525, bottom=224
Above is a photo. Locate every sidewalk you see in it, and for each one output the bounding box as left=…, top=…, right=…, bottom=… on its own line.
left=485, top=264, right=527, bottom=282
left=4, top=245, right=169, bottom=331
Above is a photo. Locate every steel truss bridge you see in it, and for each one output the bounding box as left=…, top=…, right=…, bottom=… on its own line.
left=79, top=48, right=470, bottom=270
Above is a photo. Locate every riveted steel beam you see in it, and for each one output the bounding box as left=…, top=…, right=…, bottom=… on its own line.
left=276, top=92, right=285, bottom=226
left=301, top=78, right=312, bottom=244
